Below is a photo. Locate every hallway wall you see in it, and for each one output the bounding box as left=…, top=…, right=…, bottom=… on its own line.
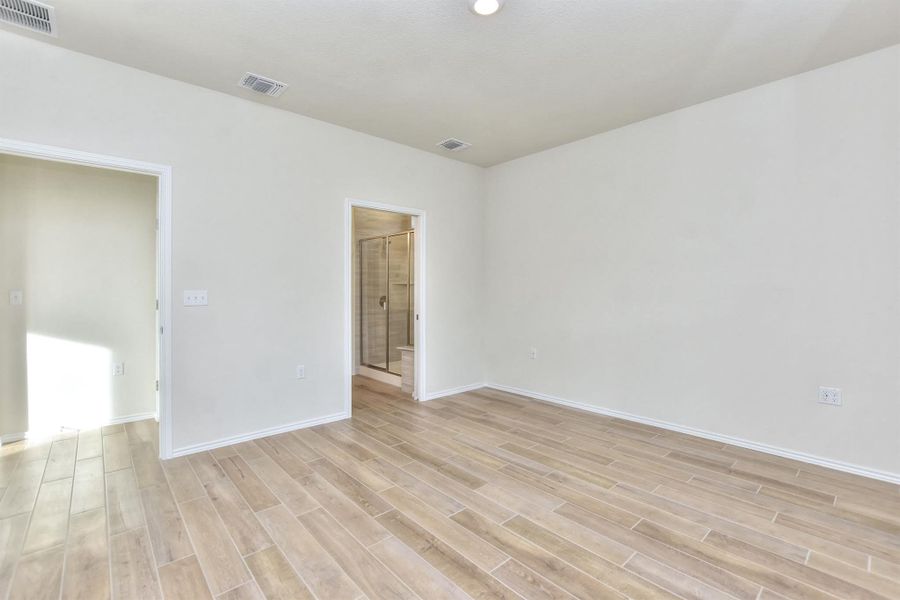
left=0, top=154, right=157, bottom=439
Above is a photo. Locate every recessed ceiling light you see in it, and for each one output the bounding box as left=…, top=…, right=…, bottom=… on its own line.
left=469, top=0, right=503, bottom=16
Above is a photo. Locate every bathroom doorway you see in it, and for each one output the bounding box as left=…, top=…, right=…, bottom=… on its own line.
left=346, top=200, right=425, bottom=412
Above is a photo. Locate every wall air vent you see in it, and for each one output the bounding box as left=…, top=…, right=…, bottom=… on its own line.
left=437, top=138, right=471, bottom=152
left=0, top=0, right=56, bottom=36
left=239, top=72, right=288, bottom=98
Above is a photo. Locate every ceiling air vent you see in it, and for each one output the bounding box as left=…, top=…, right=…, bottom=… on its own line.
left=239, top=72, right=288, bottom=98
left=437, top=138, right=471, bottom=152
left=0, top=0, right=56, bottom=36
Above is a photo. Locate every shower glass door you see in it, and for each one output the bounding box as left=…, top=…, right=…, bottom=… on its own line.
left=359, top=230, right=414, bottom=376
left=360, top=237, right=387, bottom=370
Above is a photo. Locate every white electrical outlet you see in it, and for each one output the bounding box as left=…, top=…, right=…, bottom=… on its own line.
left=818, top=386, right=841, bottom=406
left=529, top=348, right=538, bottom=360
left=113, top=362, right=125, bottom=377
left=183, top=290, right=208, bottom=306
left=9, top=290, right=23, bottom=305
left=296, top=365, right=306, bottom=379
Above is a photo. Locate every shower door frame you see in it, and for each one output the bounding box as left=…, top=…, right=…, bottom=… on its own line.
left=358, top=229, right=414, bottom=376
left=345, top=198, right=426, bottom=413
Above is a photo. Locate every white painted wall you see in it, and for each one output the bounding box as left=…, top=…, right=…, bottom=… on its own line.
left=0, top=32, right=485, bottom=452
left=2, top=29, right=896, bottom=477
left=0, top=155, right=157, bottom=438
left=484, top=46, right=900, bottom=475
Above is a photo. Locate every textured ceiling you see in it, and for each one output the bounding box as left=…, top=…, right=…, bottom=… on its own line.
left=3, top=0, right=898, bottom=166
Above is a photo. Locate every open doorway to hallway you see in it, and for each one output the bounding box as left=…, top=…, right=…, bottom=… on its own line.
left=0, top=153, right=159, bottom=445
left=350, top=203, right=423, bottom=410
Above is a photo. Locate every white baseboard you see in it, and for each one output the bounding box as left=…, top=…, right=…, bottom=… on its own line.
left=108, top=412, right=158, bottom=425
left=423, top=382, right=485, bottom=401
left=485, top=382, right=900, bottom=485
left=1, top=412, right=158, bottom=446
left=171, top=411, right=348, bottom=458
left=0, top=432, right=26, bottom=445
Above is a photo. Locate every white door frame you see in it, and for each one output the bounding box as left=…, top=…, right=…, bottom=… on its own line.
left=345, top=198, right=426, bottom=414
left=0, top=137, right=175, bottom=459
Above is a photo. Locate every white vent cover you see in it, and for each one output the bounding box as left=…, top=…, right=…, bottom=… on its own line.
left=437, top=138, right=471, bottom=152
left=0, top=0, right=56, bottom=36
left=239, top=72, right=288, bottom=98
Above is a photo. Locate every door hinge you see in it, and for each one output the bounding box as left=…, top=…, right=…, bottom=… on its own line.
left=159, top=326, right=164, bottom=335
left=155, top=380, right=159, bottom=391
left=155, top=299, right=159, bottom=310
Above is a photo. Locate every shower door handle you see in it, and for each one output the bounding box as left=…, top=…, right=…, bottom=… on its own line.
left=379, top=295, right=387, bottom=309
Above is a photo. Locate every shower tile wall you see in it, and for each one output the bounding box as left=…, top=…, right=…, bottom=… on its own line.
left=387, top=232, right=413, bottom=368
left=353, top=208, right=412, bottom=372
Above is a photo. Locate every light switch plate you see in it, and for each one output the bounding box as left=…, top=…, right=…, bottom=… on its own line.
left=113, top=362, right=125, bottom=376
left=183, top=290, right=208, bottom=306
left=296, top=365, right=306, bottom=379
left=9, top=290, right=23, bottom=305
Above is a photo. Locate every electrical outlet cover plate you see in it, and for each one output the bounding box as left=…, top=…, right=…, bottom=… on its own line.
left=9, top=290, right=23, bottom=305
left=183, top=290, right=208, bottom=306
left=818, top=386, right=841, bottom=406
left=113, top=362, right=125, bottom=376
left=296, top=365, right=305, bottom=379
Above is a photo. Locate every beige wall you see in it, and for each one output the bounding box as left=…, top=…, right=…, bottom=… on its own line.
left=0, top=32, right=485, bottom=453
left=0, top=161, right=28, bottom=439
left=0, top=154, right=157, bottom=439
left=484, top=46, right=900, bottom=477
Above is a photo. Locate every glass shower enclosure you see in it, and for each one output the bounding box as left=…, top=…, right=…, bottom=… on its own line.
left=359, top=230, right=414, bottom=375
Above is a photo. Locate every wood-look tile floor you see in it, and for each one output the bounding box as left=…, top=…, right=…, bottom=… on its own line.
left=2, top=377, right=899, bottom=600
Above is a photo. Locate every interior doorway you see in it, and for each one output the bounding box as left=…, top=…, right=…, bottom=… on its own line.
left=0, top=137, right=173, bottom=458
left=346, top=199, right=425, bottom=413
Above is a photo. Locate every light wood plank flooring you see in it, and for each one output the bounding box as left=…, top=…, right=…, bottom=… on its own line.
left=1, top=376, right=899, bottom=599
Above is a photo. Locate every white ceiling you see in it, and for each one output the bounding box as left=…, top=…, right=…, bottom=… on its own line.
left=3, top=1, right=898, bottom=166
